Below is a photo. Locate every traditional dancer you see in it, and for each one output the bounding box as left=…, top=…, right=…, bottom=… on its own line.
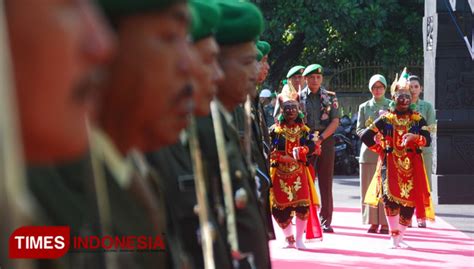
left=361, top=68, right=435, bottom=248
left=269, top=100, right=322, bottom=250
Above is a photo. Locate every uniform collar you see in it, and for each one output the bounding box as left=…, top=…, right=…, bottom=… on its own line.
left=371, top=97, right=389, bottom=106
left=303, top=86, right=323, bottom=96
left=215, top=99, right=234, bottom=125
left=89, top=127, right=134, bottom=188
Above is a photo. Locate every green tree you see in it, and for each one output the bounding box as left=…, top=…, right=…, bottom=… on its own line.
left=252, top=0, right=424, bottom=91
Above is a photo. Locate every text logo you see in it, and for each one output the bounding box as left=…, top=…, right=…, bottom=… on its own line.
left=9, top=226, right=70, bottom=259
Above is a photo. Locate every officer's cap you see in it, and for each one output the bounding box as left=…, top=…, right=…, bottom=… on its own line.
left=302, top=64, right=323, bottom=77
left=256, top=40, right=271, bottom=56
left=256, top=49, right=263, bottom=61
left=97, top=0, right=187, bottom=21
left=190, top=0, right=221, bottom=42
left=286, top=65, right=305, bottom=78
left=215, top=0, right=264, bottom=45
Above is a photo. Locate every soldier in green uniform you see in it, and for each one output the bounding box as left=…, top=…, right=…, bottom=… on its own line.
left=256, top=40, right=271, bottom=85
left=409, top=75, right=436, bottom=228
left=197, top=1, right=271, bottom=268
left=94, top=0, right=196, bottom=267
left=356, top=74, right=391, bottom=234
left=300, top=64, right=340, bottom=233
left=146, top=1, right=234, bottom=268
left=6, top=0, right=114, bottom=267
left=235, top=38, right=275, bottom=240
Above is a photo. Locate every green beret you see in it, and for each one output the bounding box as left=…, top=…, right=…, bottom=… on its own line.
left=256, top=49, right=263, bottom=61
left=215, top=1, right=264, bottom=45
left=286, top=65, right=305, bottom=78
left=97, top=0, right=187, bottom=20
left=257, top=40, right=271, bottom=56
left=190, top=0, right=221, bottom=42
left=302, top=64, right=323, bottom=77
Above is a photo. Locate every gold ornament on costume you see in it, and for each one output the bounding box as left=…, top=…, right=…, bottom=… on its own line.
left=365, top=116, right=374, bottom=128
left=312, top=131, right=320, bottom=143
left=390, top=67, right=410, bottom=96
left=281, top=124, right=302, bottom=142
left=422, top=124, right=437, bottom=134
left=279, top=176, right=302, bottom=202
left=399, top=179, right=414, bottom=199
left=280, top=81, right=299, bottom=102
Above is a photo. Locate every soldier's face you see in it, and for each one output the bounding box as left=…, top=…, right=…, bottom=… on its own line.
left=257, top=56, right=269, bottom=84
left=217, top=42, right=258, bottom=109
left=192, top=37, right=223, bottom=116
left=98, top=4, right=194, bottom=151
left=289, top=74, right=303, bottom=90
left=370, top=81, right=386, bottom=100
left=305, top=73, right=323, bottom=92
left=7, top=0, right=114, bottom=163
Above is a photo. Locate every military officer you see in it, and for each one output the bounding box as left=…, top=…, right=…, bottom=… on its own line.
left=196, top=1, right=271, bottom=268
left=93, top=0, right=196, bottom=267
left=6, top=0, right=114, bottom=267
left=233, top=38, right=275, bottom=241
left=146, top=0, right=233, bottom=268
left=300, top=64, right=340, bottom=233
left=356, top=74, right=391, bottom=234
left=256, top=40, right=271, bottom=84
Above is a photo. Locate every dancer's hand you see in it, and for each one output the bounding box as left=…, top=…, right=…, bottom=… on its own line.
left=401, top=133, right=419, bottom=147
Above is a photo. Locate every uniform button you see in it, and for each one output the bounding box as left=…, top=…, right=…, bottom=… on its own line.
left=234, top=170, right=242, bottom=179
left=193, top=204, right=200, bottom=215
left=234, top=188, right=248, bottom=209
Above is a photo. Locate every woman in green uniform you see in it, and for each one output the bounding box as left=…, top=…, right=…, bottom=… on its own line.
left=356, top=74, right=391, bottom=234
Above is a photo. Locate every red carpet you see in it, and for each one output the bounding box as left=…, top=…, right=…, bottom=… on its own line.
left=270, top=207, right=474, bottom=268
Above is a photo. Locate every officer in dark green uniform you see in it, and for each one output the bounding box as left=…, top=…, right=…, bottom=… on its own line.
left=233, top=39, right=275, bottom=241
left=93, top=0, right=195, bottom=268
left=7, top=0, right=114, bottom=268
left=300, top=64, right=340, bottom=233
left=197, top=1, right=271, bottom=268
left=256, top=40, right=271, bottom=85
left=146, top=1, right=233, bottom=268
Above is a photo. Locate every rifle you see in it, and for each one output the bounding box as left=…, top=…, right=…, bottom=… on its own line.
left=210, top=99, right=256, bottom=269
left=188, top=116, right=215, bottom=269
left=209, top=100, right=240, bottom=267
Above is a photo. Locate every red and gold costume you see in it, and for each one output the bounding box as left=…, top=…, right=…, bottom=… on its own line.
left=362, top=110, right=435, bottom=223
left=269, top=121, right=322, bottom=239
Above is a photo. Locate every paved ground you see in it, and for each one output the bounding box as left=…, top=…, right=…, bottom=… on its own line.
left=271, top=174, right=474, bottom=268
left=333, top=175, right=474, bottom=239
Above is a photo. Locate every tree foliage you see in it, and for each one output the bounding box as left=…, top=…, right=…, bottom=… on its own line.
left=252, top=0, right=424, bottom=91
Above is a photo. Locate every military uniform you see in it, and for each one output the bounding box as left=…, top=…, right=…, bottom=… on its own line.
left=300, top=84, right=339, bottom=228
left=356, top=97, right=391, bottom=226
left=146, top=134, right=233, bottom=269
left=198, top=103, right=271, bottom=269
left=232, top=102, right=275, bottom=240
left=413, top=99, right=435, bottom=187
left=89, top=129, right=173, bottom=268
left=27, top=157, right=105, bottom=269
